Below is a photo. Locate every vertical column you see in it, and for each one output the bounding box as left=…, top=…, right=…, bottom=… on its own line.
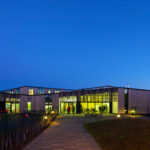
left=76, top=95, right=81, bottom=114
left=109, top=92, right=112, bottom=113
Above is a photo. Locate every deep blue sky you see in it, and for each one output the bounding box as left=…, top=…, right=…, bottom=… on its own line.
left=0, top=0, right=150, bottom=90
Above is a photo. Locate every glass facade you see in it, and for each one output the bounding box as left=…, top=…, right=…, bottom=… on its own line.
left=59, top=92, right=118, bottom=114
left=59, top=96, right=77, bottom=114
left=5, top=98, right=20, bottom=113
left=81, top=92, right=111, bottom=103
left=112, top=92, right=118, bottom=113
left=80, top=92, right=111, bottom=114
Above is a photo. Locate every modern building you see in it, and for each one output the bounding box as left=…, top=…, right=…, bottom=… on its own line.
left=59, top=86, right=150, bottom=115
left=0, top=86, right=70, bottom=114
left=0, top=85, right=150, bottom=115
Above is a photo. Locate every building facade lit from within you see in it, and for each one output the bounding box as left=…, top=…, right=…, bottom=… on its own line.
left=59, top=86, right=119, bottom=114
left=0, top=85, right=150, bottom=115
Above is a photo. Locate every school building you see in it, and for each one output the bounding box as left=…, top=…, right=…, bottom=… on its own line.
left=0, top=85, right=150, bottom=115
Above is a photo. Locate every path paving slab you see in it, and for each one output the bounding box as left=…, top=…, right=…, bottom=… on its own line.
left=23, top=115, right=102, bottom=150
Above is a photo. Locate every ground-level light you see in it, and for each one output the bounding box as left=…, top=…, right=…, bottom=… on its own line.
left=117, top=114, right=121, bottom=118
left=51, top=111, right=55, bottom=114
left=44, top=116, right=48, bottom=120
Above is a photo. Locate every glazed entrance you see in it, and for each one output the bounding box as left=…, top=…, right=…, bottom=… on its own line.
left=59, top=96, right=77, bottom=114
left=60, top=102, right=76, bottom=114
left=59, top=92, right=118, bottom=114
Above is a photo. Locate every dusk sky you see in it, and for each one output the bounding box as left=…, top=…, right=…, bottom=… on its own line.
left=0, top=0, right=150, bottom=90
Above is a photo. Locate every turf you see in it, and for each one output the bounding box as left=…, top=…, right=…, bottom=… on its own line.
left=85, top=118, right=150, bottom=150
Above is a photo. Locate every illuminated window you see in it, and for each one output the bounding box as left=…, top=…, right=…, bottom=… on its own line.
left=45, top=104, right=52, bottom=113
left=12, top=104, right=15, bottom=113
left=81, top=96, right=83, bottom=102
left=16, top=103, right=20, bottom=113
left=59, top=96, right=77, bottom=102
left=88, top=95, right=91, bottom=102
left=29, top=89, right=34, bottom=95
left=112, top=92, right=118, bottom=102
left=6, top=103, right=11, bottom=113
left=16, top=98, right=20, bottom=102
left=112, top=92, right=118, bottom=113
left=6, top=98, right=9, bottom=102
left=55, top=90, right=59, bottom=93
left=11, top=98, right=14, bottom=102
left=10, top=90, right=14, bottom=94
left=27, top=102, right=31, bottom=112
left=99, top=93, right=102, bottom=102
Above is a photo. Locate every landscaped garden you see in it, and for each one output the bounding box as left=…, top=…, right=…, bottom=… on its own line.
left=85, top=118, right=150, bottom=150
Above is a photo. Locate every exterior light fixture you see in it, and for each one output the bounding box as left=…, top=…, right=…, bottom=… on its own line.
left=51, top=111, right=55, bottom=114
left=117, top=114, right=121, bottom=118
left=44, top=116, right=48, bottom=120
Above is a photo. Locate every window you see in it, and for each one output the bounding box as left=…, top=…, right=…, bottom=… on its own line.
left=27, top=102, right=31, bottom=112
left=12, top=104, right=15, bottom=113
left=16, top=88, right=20, bottom=94
left=5, top=98, right=20, bottom=113
left=10, top=90, right=14, bottom=94
left=59, top=96, right=77, bottom=102
left=55, top=90, right=59, bottom=93
left=38, top=88, right=44, bottom=94
left=16, top=103, right=20, bottom=113
left=6, top=103, right=11, bottom=113
left=45, top=104, right=52, bottom=113
left=45, top=95, right=52, bottom=113
left=112, top=92, right=118, bottom=102
left=29, top=89, right=34, bottom=95
left=45, top=95, right=52, bottom=102
left=125, top=89, right=128, bottom=94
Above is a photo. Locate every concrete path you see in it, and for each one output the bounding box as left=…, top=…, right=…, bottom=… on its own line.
left=23, top=115, right=102, bottom=150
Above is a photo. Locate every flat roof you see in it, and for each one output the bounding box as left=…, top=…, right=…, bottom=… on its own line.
left=1, top=85, right=71, bottom=92
left=1, top=85, right=150, bottom=94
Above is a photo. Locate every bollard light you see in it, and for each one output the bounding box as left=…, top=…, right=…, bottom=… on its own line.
left=44, top=116, right=48, bottom=120
left=117, top=114, right=121, bottom=118
left=51, top=111, right=55, bottom=114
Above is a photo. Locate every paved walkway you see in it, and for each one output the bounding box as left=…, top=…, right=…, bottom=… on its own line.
left=23, top=115, right=102, bottom=150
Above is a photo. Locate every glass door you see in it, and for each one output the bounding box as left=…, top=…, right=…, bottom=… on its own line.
left=60, top=102, right=76, bottom=114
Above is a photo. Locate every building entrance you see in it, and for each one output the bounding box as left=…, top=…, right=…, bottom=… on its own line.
left=60, top=102, right=76, bottom=114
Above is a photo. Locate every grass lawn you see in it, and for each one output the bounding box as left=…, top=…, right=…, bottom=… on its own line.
left=85, top=119, right=150, bottom=150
